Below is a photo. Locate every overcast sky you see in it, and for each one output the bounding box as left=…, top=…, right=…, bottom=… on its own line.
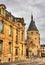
left=0, top=0, right=45, bottom=45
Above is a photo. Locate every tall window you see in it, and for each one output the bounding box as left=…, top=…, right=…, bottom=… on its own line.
left=16, top=29, right=18, bottom=44
left=0, top=40, right=3, bottom=53
left=22, top=45, right=23, bottom=55
left=15, top=48, right=18, bottom=55
left=0, top=20, right=3, bottom=33
left=8, top=42, right=11, bottom=53
left=22, top=32, right=23, bottom=41
left=9, top=25, right=12, bottom=36
left=26, top=48, right=28, bottom=56
left=8, top=58, right=10, bottom=62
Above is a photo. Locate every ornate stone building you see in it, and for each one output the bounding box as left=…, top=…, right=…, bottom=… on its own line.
left=0, top=4, right=45, bottom=63
left=27, top=14, right=40, bottom=58
left=0, top=4, right=26, bottom=63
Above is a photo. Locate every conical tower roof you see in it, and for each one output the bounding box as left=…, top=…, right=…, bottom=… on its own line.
left=27, top=14, right=38, bottom=31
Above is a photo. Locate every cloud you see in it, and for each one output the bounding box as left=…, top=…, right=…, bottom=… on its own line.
left=0, top=0, right=45, bottom=44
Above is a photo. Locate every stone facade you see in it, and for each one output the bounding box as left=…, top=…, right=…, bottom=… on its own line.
left=27, top=14, right=40, bottom=58
left=0, top=4, right=45, bottom=63
left=0, top=4, right=26, bottom=63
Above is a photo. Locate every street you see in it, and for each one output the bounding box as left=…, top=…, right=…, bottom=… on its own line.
left=0, top=58, right=45, bottom=65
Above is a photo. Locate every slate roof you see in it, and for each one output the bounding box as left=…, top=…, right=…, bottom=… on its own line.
left=27, top=14, right=38, bottom=31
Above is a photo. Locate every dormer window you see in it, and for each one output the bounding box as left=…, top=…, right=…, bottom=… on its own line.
left=11, top=16, right=13, bottom=21
left=0, top=8, right=4, bottom=14
left=1, top=8, right=4, bottom=14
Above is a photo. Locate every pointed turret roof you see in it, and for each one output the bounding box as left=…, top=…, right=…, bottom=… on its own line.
left=27, top=14, right=38, bottom=31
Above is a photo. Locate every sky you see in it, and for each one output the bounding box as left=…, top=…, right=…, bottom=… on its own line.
left=0, top=0, right=45, bottom=45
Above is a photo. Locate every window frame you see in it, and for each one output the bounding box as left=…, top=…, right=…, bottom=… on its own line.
left=15, top=48, right=18, bottom=55
left=9, top=25, right=12, bottom=36
left=16, top=29, right=18, bottom=44
left=8, top=42, right=11, bottom=54
left=0, top=40, right=3, bottom=53
left=22, top=31, right=23, bottom=41
left=0, top=20, right=4, bottom=33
